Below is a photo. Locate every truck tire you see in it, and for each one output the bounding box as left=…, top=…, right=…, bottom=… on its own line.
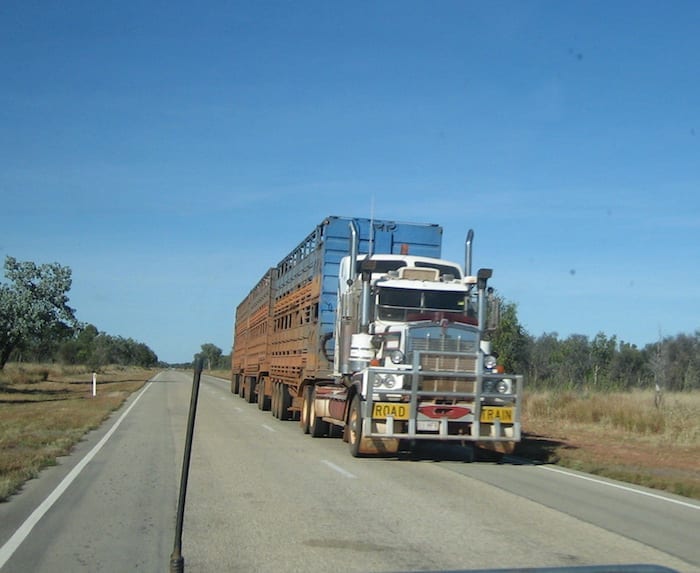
left=278, top=384, right=292, bottom=421
left=348, top=395, right=364, bottom=457
left=257, top=379, right=270, bottom=411
left=300, top=385, right=312, bottom=434
left=309, top=388, right=330, bottom=438
left=245, top=377, right=256, bottom=404
left=231, top=374, right=240, bottom=395
left=271, top=382, right=279, bottom=418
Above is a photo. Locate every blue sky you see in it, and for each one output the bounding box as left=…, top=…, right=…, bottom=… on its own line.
left=1, top=1, right=698, bottom=364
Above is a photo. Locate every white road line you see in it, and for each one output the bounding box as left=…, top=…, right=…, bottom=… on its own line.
left=0, top=382, right=154, bottom=569
left=321, top=460, right=357, bottom=479
left=261, top=424, right=276, bottom=433
left=538, top=465, right=700, bottom=510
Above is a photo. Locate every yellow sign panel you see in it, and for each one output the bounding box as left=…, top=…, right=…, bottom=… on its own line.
left=372, top=402, right=410, bottom=420
left=480, top=406, right=514, bottom=423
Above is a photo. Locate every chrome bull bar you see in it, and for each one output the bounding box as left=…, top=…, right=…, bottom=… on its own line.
left=360, top=349, right=523, bottom=443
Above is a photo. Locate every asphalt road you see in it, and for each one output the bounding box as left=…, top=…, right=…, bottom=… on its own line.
left=0, top=370, right=698, bottom=573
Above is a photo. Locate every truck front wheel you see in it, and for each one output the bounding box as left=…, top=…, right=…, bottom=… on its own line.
left=309, top=388, right=329, bottom=437
left=300, top=385, right=312, bottom=434
left=348, top=395, right=364, bottom=457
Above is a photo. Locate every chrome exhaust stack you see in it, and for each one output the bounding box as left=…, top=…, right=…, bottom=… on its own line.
left=360, top=261, right=372, bottom=334
left=349, top=221, right=358, bottom=284
left=339, top=221, right=360, bottom=375
left=465, top=229, right=474, bottom=277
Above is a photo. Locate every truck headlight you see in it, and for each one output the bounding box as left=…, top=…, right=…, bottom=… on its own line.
left=496, top=379, right=513, bottom=394
left=484, top=355, right=497, bottom=370
left=389, top=350, right=404, bottom=364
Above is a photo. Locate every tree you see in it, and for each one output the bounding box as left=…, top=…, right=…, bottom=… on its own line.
left=490, top=299, right=529, bottom=375
left=528, top=332, right=560, bottom=389
left=559, top=334, right=591, bottom=389
left=199, top=343, right=223, bottom=370
left=590, top=332, right=617, bottom=388
left=610, top=341, right=647, bottom=389
left=646, top=338, right=670, bottom=392
left=655, top=332, right=700, bottom=391
left=0, top=256, right=77, bottom=369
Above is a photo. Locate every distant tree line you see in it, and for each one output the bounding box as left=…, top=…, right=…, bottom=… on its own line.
left=57, top=324, right=158, bottom=370
left=492, top=300, right=700, bottom=391
left=0, top=255, right=158, bottom=370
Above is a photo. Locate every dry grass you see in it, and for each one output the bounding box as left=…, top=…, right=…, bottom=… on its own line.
left=0, top=363, right=157, bottom=502
left=519, top=390, right=700, bottom=500
left=206, top=368, right=230, bottom=380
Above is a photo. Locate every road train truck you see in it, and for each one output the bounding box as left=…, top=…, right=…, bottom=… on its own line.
left=231, top=216, right=522, bottom=457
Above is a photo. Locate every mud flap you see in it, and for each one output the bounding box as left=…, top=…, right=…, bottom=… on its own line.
left=358, top=436, right=400, bottom=455
left=477, top=441, right=516, bottom=455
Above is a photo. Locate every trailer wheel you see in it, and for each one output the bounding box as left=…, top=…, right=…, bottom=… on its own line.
left=300, top=385, right=312, bottom=434
left=279, top=384, right=292, bottom=421
left=257, top=379, right=270, bottom=411
left=231, top=374, right=240, bottom=395
left=348, top=395, right=364, bottom=457
left=244, top=377, right=256, bottom=404
left=271, top=382, right=279, bottom=418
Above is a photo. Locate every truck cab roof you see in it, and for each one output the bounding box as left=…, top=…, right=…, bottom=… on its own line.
left=353, top=253, right=463, bottom=280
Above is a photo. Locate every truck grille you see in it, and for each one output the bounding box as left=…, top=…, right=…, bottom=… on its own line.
left=407, top=326, right=477, bottom=372
left=420, top=354, right=477, bottom=372
left=421, top=376, right=475, bottom=394
left=409, top=336, right=476, bottom=354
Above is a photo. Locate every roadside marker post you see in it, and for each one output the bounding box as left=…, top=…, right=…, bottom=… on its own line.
left=170, top=357, right=204, bottom=573
left=92, top=372, right=96, bottom=397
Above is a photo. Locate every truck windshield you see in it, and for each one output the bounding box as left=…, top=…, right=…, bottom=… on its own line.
left=376, top=286, right=466, bottom=321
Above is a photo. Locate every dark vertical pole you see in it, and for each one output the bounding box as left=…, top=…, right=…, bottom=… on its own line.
left=170, top=357, right=204, bottom=573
